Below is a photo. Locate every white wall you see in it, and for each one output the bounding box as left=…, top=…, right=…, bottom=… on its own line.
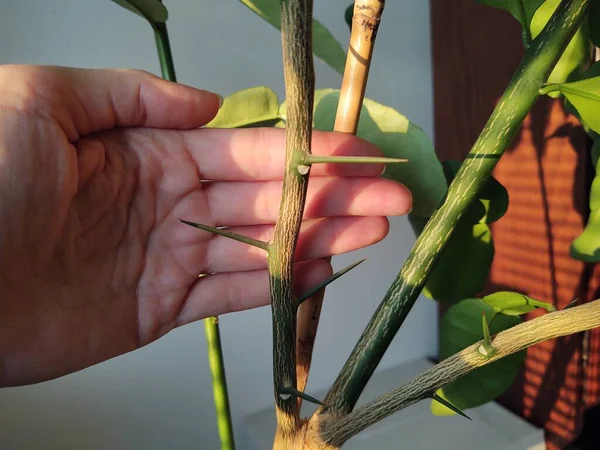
left=0, top=1, right=436, bottom=448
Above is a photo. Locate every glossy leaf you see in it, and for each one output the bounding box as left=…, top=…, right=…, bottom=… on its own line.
left=431, top=299, right=525, bottom=416
left=482, top=291, right=555, bottom=316
left=571, top=210, right=600, bottom=262
left=239, top=0, right=346, bottom=74
left=530, top=0, right=590, bottom=85
left=562, top=63, right=600, bottom=137
left=110, top=0, right=168, bottom=25
left=206, top=86, right=281, bottom=129
left=279, top=89, right=446, bottom=217
left=344, top=3, right=354, bottom=31
left=571, top=145, right=600, bottom=262
left=423, top=222, right=494, bottom=304
left=541, top=76, right=600, bottom=134
left=475, top=0, right=544, bottom=43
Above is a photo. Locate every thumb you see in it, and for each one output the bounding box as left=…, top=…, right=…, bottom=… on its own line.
left=1, top=65, right=221, bottom=139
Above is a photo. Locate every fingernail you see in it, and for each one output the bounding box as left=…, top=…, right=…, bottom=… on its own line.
left=216, top=94, right=224, bottom=109
left=379, top=165, right=387, bottom=176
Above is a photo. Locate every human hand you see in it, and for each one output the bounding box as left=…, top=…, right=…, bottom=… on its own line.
left=0, top=65, right=411, bottom=386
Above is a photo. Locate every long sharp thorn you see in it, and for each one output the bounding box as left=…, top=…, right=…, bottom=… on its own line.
left=179, top=219, right=269, bottom=251
left=431, top=393, right=472, bottom=420
left=303, top=155, right=408, bottom=165
left=279, top=386, right=325, bottom=406
left=296, top=259, right=366, bottom=305
left=563, top=297, right=581, bottom=310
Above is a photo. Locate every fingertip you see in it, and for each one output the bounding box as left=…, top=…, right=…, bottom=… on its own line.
left=370, top=216, right=391, bottom=245
left=144, top=78, right=222, bottom=129
left=386, top=181, right=413, bottom=216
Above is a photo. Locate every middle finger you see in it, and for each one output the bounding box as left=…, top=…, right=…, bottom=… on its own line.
left=205, top=177, right=412, bottom=227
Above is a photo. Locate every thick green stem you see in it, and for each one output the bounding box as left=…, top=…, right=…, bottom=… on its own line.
left=322, top=0, right=592, bottom=415
left=152, top=18, right=235, bottom=450
left=270, top=0, right=315, bottom=437
left=205, top=318, right=236, bottom=450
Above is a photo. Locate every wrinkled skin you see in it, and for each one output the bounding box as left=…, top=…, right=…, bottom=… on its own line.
left=0, top=65, right=411, bottom=386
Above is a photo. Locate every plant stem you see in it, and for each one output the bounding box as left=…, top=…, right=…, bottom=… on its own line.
left=319, top=299, right=600, bottom=446
left=295, top=0, right=386, bottom=405
left=154, top=22, right=177, bottom=81
left=322, top=0, right=592, bottom=415
left=152, top=18, right=235, bottom=450
left=271, top=0, right=315, bottom=439
left=205, top=317, right=236, bottom=450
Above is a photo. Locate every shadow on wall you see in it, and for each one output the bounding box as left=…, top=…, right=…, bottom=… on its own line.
left=485, top=96, right=592, bottom=449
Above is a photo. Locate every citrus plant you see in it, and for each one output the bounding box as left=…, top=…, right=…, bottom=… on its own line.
left=110, top=0, right=600, bottom=448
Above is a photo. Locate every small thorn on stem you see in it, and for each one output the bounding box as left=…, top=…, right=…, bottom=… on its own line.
left=431, top=393, right=472, bottom=420
left=297, top=164, right=310, bottom=175
left=279, top=386, right=325, bottom=406
left=563, top=297, right=581, bottom=310
left=478, top=312, right=498, bottom=359
left=179, top=219, right=269, bottom=251
left=296, top=259, right=366, bottom=306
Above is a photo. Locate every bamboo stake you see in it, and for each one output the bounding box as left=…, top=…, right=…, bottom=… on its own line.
left=295, top=0, right=386, bottom=401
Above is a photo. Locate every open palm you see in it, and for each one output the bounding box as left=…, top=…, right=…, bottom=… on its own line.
left=0, top=66, right=411, bottom=386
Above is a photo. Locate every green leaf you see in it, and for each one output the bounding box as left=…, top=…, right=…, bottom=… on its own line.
left=589, top=0, right=600, bottom=48
left=571, top=209, right=600, bottom=262
left=239, top=0, right=346, bottom=74
left=344, top=3, right=354, bottom=31
left=206, top=86, right=281, bottom=129
left=110, top=0, right=168, bottom=25
left=482, top=291, right=555, bottom=316
left=475, top=0, right=544, bottom=43
left=478, top=176, right=510, bottom=223
left=571, top=145, right=600, bottom=263
left=431, top=299, right=525, bottom=416
left=541, top=76, right=600, bottom=134
left=562, top=63, right=600, bottom=137
left=279, top=89, right=446, bottom=217
left=423, top=222, right=494, bottom=304
left=530, top=0, right=590, bottom=86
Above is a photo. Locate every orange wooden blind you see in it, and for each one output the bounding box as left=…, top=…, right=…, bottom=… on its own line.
left=429, top=1, right=599, bottom=447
